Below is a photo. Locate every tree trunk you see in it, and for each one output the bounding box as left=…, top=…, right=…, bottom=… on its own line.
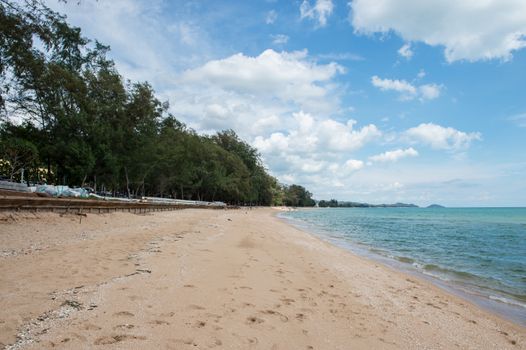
left=47, top=157, right=51, bottom=184
left=124, top=167, right=131, bottom=198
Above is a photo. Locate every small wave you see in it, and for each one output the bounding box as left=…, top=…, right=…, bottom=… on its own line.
left=489, top=295, right=526, bottom=309
left=395, top=256, right=415, bottom=264
left=422, top=264, right=478, bottom=280
left=369, top=248, right=387, bottom=255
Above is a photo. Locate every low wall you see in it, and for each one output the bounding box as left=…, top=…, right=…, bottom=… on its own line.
left=0, top=196, right=230, bottom=213
left=0, top=181, right=29, bottom=192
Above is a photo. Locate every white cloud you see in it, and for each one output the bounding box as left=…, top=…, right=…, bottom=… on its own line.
left=405, top=123, right=481, bottom=151
left=369, top=147, right=418, bottom=163
left=254, top=111, right=381, bottom=155
left=508, top=113, right=526, bottom=127
left=182, top=50, right=344, bottom=98
left=300, top=0, right=334, bottom=27
left=252, top=115, right=281, bottom=133
left=180, top=49, right=345, bottom=127
left=47, top=0, right=215, bottom=90
left=271, top=34, right=289, bottom=45
left=398, top=43, right=413, bottom=59
left=371, top=75, right=442, bottom=101
left=253, top=112, right=379, bottom=186
left=350, top=0, right=526, bottom=62
left=419, top=84, right=441, bottom=100
left=266, top=10, right=277, bottom=24
left=371, top=75, right=416, bottom=95
left=41, top=0, right=521, bottom=206
left=343, top=159, right=365, bottom=172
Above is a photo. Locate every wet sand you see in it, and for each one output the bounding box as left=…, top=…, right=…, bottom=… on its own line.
left=0, top=208, right=524, bottom=349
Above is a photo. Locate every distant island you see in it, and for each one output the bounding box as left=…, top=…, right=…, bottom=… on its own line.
left=318, top=200, right=418, bottom=208
left=426, top=204, right=446, bottom=208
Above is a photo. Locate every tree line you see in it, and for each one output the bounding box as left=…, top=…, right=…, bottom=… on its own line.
left=318, top=199, right=418, bottom=208
left=0, top=0, right=315, bottom=206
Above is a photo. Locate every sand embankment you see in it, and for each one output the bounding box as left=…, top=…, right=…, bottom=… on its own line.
left=0, top=208, right=524, bottom=349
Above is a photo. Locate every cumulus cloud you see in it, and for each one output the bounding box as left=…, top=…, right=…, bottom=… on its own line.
left=300, top=0, right=334, bottom=27
left=371, top=76, right=442, bottom=101
left=254, top=111, right=381, bottom=155
left=405, top=123, right=481, bottom=151
left=252, top=111, right=379, bottom=186
left=349, top=0, right=526, bottom=62
left=371, top=75, right=416, bottom=96
left=398, top=43, right=413, bottom=59
left=182, top=50, right=344, bottom=99
left=271, top=34, right=289, bottom=45
left=369, top=147, right=419, bottom=163
left=179, top=49, right=345, bottom=129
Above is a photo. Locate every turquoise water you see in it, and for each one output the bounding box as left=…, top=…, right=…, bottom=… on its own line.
left=280, top=207, right=526, bottom=322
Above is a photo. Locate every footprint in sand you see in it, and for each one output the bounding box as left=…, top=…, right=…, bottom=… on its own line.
left=113, top=311, right=134, bottom=317
left=113, top=324, right=135, bottom=330
left=188, top=304, right=205, bottom=310
left=149, top=320, right=170, bottom=325
left=246, top=337, right=259, bottom=345
left=206, top=338, right=223, bottom=347
left=82, top=323, right=102, bottom=331
left=160, top=311, right=175, bottom=317
left=296, top=313, right=307, bottom=322
left=246, top=316, right=265, bottom=325
left=260, top=310, right=289, bottom=322
left=426, top=302, right=442, bottom=310
left=94, top=334, right=146, bottom=345
left=280, top=298, right=295, bottom=305
left=194, top=320, right=206, bottom=328
left=175, top=338, right=196, bottom=346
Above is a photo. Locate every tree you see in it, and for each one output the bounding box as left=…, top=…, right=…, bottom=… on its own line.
left=0, top=135, right=38, bottom=181
left=0, top=0, right=318, bottom=206
left=283, top=184, right=315, bottom=207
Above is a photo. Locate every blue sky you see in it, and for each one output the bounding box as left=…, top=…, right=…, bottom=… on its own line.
left=49, top=0, right=526, bottom=206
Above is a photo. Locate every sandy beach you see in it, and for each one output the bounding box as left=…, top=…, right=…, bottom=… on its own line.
left=0, top=208, right=524, bottom=349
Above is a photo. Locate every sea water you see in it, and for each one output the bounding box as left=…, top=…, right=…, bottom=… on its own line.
left=280, top=207, right=526, bottom=324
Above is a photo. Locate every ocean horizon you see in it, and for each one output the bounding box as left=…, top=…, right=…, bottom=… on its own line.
left=279, top=207, right=526, bottom=325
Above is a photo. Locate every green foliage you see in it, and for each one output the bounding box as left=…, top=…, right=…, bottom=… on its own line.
left=0, top=134, right=38, bottom=181
left=282, top=184, right=316, bottom=207
left=0, top=0, right=314, bottom=205
left=319, top=199, right=339, bottom=207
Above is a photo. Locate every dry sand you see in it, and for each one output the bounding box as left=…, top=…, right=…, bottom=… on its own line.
left=0, top=208, right=524, bottom=349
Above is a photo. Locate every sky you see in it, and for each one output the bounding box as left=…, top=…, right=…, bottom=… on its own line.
left=48, top=0, right=526, bottom=207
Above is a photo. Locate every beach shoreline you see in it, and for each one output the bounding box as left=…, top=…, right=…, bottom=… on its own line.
left=0, top=208, right=524, bottom=349
left=276, top=209, right=526, bottom=327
